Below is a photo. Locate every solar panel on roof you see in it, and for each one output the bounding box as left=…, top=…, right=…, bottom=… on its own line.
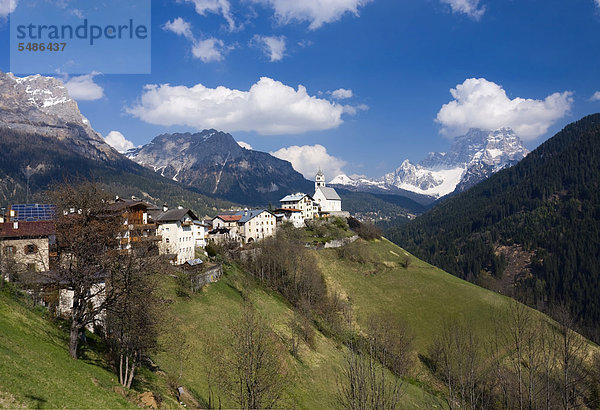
left=10, top=204, right=56, bottom=222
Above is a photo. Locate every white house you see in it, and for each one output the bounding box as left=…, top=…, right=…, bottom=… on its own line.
left=313, top=170, right=342, bottom=213
left=156, top=208, right=198, bottom=265
left=212, top=213, right=243, bottom=241
left=280, top=193, right=319, bottom=221
left=193, top=220, right=211, bottom=248
left=237, top=209, right=277, bottom=244
left=274, top=208, right=304, bottom=228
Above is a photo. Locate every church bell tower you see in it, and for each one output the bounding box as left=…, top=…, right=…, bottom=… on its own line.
left=315, top=169, right=326, bottom=191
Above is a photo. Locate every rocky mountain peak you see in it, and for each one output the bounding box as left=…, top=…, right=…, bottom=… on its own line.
left=0, top=71, right=119, bottom=161
left=332, top=127, right=529, bottom=199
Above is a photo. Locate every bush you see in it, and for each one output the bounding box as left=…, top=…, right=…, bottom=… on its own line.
left=205, top=242, right=219, bottom=258
left=355, top=221, right=383, bottom=240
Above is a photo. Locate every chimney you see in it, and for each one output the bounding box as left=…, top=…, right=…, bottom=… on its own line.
left=244, top=207, right=248, bottom=216
left=163, top=204, right=168, bottom=212
left=177, top=205, right=183, bottom=210
left=13, top=221, right=18, bottom=230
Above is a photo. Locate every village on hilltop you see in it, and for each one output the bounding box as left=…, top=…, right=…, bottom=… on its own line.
left=0, top=170, right=348, bottom=280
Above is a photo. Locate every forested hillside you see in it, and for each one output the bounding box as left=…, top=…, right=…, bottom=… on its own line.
left=0, top=128, right=234, bottom=216
left=385, top=114, right=600, bottom=340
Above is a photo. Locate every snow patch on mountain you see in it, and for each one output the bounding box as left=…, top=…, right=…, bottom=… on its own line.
left=331, top=128, right=529, bottom=199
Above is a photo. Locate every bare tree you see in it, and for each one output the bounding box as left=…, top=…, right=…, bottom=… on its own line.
left=105, top=245, right=165, bottom=388
left=430, top=319, right=487, bottom=408
left=553, top=304, right=590, bottom=409
left=47, top=182, right=124, bottom=359
left=337, top=339, right=405, bottom=410
left=219, top=303, right=288, bottom=409
left=368, top=312, right=414, bottom=378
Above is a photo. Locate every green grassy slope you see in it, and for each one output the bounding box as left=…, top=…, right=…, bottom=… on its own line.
left=315, top=238, right=515, bottom=348
left=155, top=264, right=444, bottom=409
left=0, top=286, right=131, bottom=409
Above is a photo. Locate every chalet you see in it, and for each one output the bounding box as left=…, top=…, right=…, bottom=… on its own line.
left=280, top=193, right=319, bottom=221
left=0, top=220, right=56, bottom=275
left=108, top=199, right=161, bottom=254
left=237, top=209, right=277, bottom=244
left=156, top=207, right=199, bottom=265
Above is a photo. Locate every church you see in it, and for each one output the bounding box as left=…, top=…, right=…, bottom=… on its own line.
left=312, top=170, right=342, bottom=213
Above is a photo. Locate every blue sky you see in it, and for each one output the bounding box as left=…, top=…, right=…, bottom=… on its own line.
left=1, top=0, right=600, bottom=180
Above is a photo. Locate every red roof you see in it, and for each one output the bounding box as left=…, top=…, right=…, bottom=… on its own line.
left=215, top=214, right=242, bottom=222
left=0, top=221, right=55, bottom=238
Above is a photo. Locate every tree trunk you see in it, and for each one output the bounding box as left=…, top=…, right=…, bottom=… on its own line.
left=119, top=354, right=124, bottom=386
left=126, top=361, right=136, bottom=389
left=69, top=320, right=81, bottom=359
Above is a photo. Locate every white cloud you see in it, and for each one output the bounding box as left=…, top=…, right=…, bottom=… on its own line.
left=237, top=141, right=253, bottom=150
left=252, top=35, right=286, bottom=62
left=341, top=103, right=368, bottom=115
left=436, top=78, right=573, bottom=141
left=162, top=17, right=230, bottom=62
left=182, top=0, right=236, bottom=30
left=330, top=88, right=353, bottom=100
left=440, top=0, right=485, bottom=20
left=590, top=91, right=600, bottom=101
left=64, top=72, right=104, bottom=101
left=192, top=38, right=229, bottom=62
left=0, top=0, right=17, bottom=18
left=163, top=17, right=194, bottom=40
left=271, top=144, right=346, bottom=179
left=252, top=0, right=371, bottom=30
left=104, top=131, right=135, bottom=153
left=127, top=77, right=358, bottom=135
left=596, top=0, right=600, bottom=7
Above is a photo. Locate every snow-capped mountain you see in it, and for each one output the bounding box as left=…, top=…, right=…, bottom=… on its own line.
left=0, top=71, right=120, bottom=161
left=331, top=128, right=529, bottom=199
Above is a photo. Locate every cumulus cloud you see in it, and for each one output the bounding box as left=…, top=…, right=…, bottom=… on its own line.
left=192, top=38, right=229, bottom=62
left=590, top=91, right=600, bottom=102
left=182, top=0, right=236, bottom=30
left=436, top=78, right=573, bottom=141
left=0, top=0, right=17, bottom=18
left=271, top=144, right=347, bottom=179
left=163, top=17, right=194, bottom=40
left=162, top=17, right=230, bottom=62
left=596, top=0, right=600, bottom=7
left=440, top=0, right=485, bottom=19
left=237, top=141, right=253, bottom=150
left=104, top=131, right=135, bottom=153
left=251, top=35, right=286, bottom=62
left=64, top=72, right=104, bottom=101
left=252, top=0, right=371, bottom=30
left=330, top=88, right=353, bottom=100
left=127, top=77, right=360, bottom=135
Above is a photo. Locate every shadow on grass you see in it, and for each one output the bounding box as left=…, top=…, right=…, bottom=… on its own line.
left=25, top=394, right=47, bottom=409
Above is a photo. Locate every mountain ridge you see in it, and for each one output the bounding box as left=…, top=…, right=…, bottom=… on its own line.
left=331, top=128, right=529, bottom=198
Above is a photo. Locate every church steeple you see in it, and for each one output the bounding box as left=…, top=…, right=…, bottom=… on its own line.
left=315, top=168, right=326, bottom=191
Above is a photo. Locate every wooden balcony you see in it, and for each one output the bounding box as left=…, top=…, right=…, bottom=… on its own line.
left=140, top=235, right=162, bottom=242
left=132, top=223, right=157, bottom=230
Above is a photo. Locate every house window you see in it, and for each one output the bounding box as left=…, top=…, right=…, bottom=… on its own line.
left=24, top=244, right=38, bottom=255
left=4, top=246, right=15, bottom=256
left=166, top=238, right=170, bottom=243
left=27, top=263, right=37, bottom=272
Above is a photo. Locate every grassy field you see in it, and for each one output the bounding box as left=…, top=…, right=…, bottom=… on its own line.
left=0, top=285, right=132, bottom=409
left=155, top=262, right=445, bottom=409
left=315, top=238, right=516, bottom=349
